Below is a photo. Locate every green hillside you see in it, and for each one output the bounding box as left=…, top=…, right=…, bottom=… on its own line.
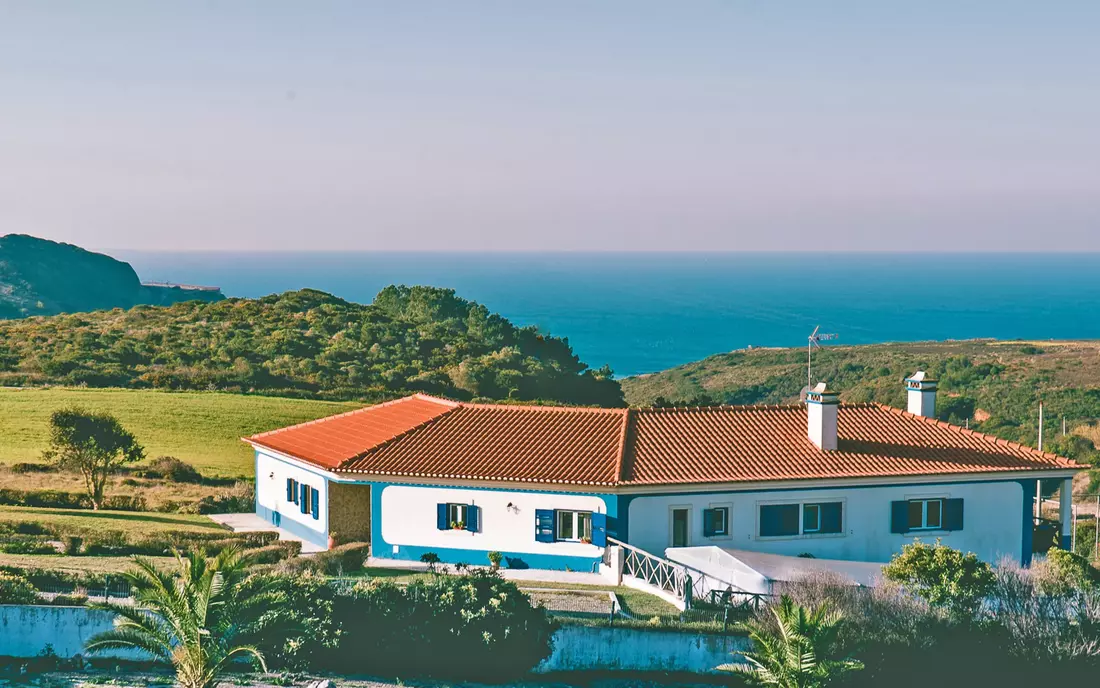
left=0, top=285, right=622, bottom=406
left=0, top=234, right=223, bottom=318
left=0, top=387, right=356, bottom=477
left=623, top=339, right=1100, bottom=473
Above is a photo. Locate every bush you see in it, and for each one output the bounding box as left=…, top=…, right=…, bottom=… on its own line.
left=278, top=542, right=369, bottom=576
left=0, top=571, right=39, bottom=604
left=1033, top=548, right=1100, bottom=596
left=141, top=456, right=203, bottom=483
left=883, top=540, right=995, bottom=619
left=62, top=535, right=84, bottom=555
left=10, top=462, right=56, bottom=474
left=0, top=539, right=58, bottom=555
left=49, top=594, right=88, bottom=607
left=0, top=488, right=145, bottom=511
left=247, top=541, right=302, bottom=565
left=248, top=573, right=343, bottom=670
left=329, top=570, right=556, bottom=680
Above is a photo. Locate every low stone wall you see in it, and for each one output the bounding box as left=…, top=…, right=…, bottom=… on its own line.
left=537, top=626, right=748, bottom=674
left=0, top=605, right=747, bottom=675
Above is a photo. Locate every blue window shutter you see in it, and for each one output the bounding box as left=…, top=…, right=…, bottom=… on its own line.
left=300, top=484, right=309, bottom=514
left=286, top=479, right=294, bottom=502
left=891, top=501, right=909, bottom=534
left=943, top=499, right=964, bottom=531
left=466, top=505, right=480, bottom=532
left=702, top=509, right=715, bottom=537
left=535, top=509, right=555, bottom=543
left=437, top=503, right=448, bottom=530
left=591, top=512, right=607, bottom=547
left=311, top=487, right=320, bottom=520
left=820, top=502, right=843, bottom=534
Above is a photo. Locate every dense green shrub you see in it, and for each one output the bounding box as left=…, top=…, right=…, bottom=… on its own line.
left=9, top=462, right=56, bottom=474
left=1033, top=548, right=1100, bottom=595
left=0, top=539, right=58, bottom=555
left=0, top=571, right=39, bottom=604
left=248, top=573, right=343, bottom=671
left=882, top=540, right=995, bottom=619
left=140, top=456, right=203, bottom=483
left=0, top=488, right=146, bottom=511
left=278, top=542, right=369, bottom=576
left=328, top=570, right=556, bottom=680
left=246, top=541, right=302, bottom=565
left=49, top=594, right=88, bottom=606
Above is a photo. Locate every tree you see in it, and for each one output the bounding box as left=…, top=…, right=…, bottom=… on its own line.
left=42, top=407, right=145, bottom=509
left=737, top=595, right=863, bottom=687
left=882, top=540, right=995, bottom=620
left=86, top=548, right=272, bottom=688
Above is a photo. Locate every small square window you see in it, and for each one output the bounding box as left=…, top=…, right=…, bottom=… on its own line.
left=555, top=510, right=592, bottom=541
left=907, top=498, right=945, bottom=530
left=703, top=507, right=729, bottom=537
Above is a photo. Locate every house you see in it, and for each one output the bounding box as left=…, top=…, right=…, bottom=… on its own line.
left=244, top=373, right=1083, bottom=571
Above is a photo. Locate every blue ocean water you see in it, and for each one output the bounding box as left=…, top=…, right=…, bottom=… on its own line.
left=115, top=252, right=1100, bottom=377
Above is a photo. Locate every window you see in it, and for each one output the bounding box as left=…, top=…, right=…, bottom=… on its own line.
left=703, top=507, right=730, bottom=537
left=803, top=504, right=821, bottom=533
left=892, top=498, right=963, bottom=534
left=436, top=503, right=480, bottom=532
left=286, top=478, right=299, bottom=504
left=759, top=504, right=800, bottom=537
left=556, top=510, right=593, bottom=542
left=447, top=503, right=468, bottom=528
left=759, top=502, right=843, bottom=538
left=908, top=499, right=943, bottom=530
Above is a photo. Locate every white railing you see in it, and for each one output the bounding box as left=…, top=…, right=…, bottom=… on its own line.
left=607, top=537, right=763, bottom=610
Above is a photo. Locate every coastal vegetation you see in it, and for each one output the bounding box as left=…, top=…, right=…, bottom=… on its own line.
left=624, top=340, right=1100, bottom=478
left=0, top=285, right=623, bottom=406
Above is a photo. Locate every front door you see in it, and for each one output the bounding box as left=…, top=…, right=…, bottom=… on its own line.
left=671, top=508, right=689, bottom=548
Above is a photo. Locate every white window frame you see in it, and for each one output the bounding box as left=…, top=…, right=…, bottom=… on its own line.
left=446, top=503, right=468, bottom=528
left=704, top=504, right=732, bottom=538
left=908, top=498, right=944, bottom=531
left=802, top=503, right=821, bottom=534
left=756, top=498, right=847, bottom=540
left=556, top=510, right=592, bottom=542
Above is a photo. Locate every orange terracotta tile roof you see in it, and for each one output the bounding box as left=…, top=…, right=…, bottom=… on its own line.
left=245, top=394, right=1083, bottom=487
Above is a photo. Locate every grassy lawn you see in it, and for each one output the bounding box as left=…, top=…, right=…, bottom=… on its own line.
left=0, top=552, right=176, bottom=575
left=0, top=387, right=358, bottom=477
left=0, top=505, right=226, bottom=536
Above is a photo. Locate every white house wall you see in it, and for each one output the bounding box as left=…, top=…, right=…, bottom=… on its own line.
left=379, top=484, right=605, bottom=560
left=255, top=450, right=330, bottom=547
left=627, top=480, right=1024, bottom=564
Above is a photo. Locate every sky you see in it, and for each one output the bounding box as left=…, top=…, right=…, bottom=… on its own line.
left=1, top=1, right=1099, bottom=252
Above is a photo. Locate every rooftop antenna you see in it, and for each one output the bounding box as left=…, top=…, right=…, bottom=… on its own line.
left=807, top=325, right=839, bottom=389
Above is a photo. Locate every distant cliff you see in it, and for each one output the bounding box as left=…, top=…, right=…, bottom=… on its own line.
left=0, top=234, right=224, bottom=318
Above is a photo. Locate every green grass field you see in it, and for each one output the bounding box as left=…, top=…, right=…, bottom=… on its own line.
left=0, top=505, right=226, bottom=536
left=0, top=388, right=359, bottom=478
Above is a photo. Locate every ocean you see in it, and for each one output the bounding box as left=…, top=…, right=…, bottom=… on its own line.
left=115, top=252, right=1100, bottom=377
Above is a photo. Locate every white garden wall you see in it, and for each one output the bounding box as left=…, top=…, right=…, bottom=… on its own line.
left=0, top=605, right=748, bottom=675
left=627, top=480, right=1024, bottom=564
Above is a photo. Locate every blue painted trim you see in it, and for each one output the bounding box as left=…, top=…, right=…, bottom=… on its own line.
left=370, top=481, right=615, bottom=571
left=1018, top=479, right=1035, bottom=566
left=622, top=477, right=1028, bottom=498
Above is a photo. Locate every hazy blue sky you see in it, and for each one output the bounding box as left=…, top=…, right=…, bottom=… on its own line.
left=2, top=2, right=1099, bottom=251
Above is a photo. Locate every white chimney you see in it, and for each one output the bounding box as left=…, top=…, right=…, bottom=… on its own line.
left=906, top=371, right=937, bottom=418
left=806, top=382, right=839, bottom=451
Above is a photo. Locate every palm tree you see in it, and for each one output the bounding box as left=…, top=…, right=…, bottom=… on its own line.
left=86, top=547, right=273, bottom=688
left=736, top=595, right=863, bottom=688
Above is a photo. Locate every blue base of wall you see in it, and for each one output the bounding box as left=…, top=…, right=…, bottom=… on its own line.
left=256, top=505, right=329, bottom=549
left=380, top=541, right=602, bottom=573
